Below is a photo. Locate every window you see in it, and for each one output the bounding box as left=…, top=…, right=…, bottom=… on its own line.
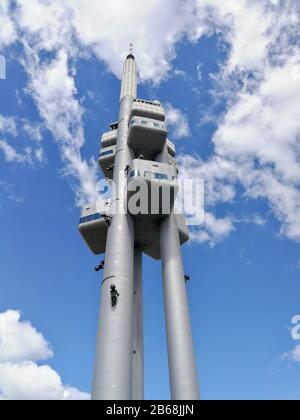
left=141, top=120, right=147, bottom=126
left=153, top=122, right=160, bottom=128
left=79, top=213, right=103, bottom=224
left=130, top=169, right=141, bottom=178
left=155, top=173, right=169, bottom=180
left=144, top=171, right=156, bottom=180
left=144, top=171, right=169, bottom=181
left=99, top=149, right=114, bottom=158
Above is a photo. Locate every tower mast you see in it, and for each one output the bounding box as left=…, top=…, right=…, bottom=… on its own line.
left=92, top=52, right=137, bottom=400
left=79, top=50, right=200, bottom=401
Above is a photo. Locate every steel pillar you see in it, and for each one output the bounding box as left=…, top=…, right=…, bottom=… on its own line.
left=158, top=145, right=200, bottom=400
left=132, top=247, right=144, bottom=400
left=92, top=55, right=137, bottom=400
left=160, top=215, right=200, bottom=400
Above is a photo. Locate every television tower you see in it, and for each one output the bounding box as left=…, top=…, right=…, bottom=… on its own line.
left=79, top=51, right=200, bottom=400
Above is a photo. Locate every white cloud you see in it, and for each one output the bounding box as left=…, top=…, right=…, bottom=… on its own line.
left=235, top=215, right=267, bottom=227
left=213, top=58, right=300, bottom=184
left=190, top=212, right=234, bottom=246
left=0, top=181, right=23, bottom=207
left=0, top=0, right=16, bottom=47
left=178, top=154, right=237, bottom=206
left=201, top=0, right=274, bottom=72
left=12, top=0, right=210, bottom=83
left=34, top=147, right=45, bottom=163
left=178, top=154, right=237, bottom=245
left=16, top=0, right=72, bottom=52
left=0, top=310, right=89, bottom=400
left=0, top=115, right=17, bottom=136
left=208, top=0, right=300, bottom=242
left=22, top=121, right=43, bottom=142
left=24, top=49, right=99, bottom=206
left=0, top=311, right=52, bottom=363
left=178, top=0, right=300, bottom=244
left=290, top=344, right=300, bottom=363
left=1, top=0, right=300, bottom=239
left=0, top=362, right=89, bottom=401
left=1, top=0, right=206, bottom=206
left=7, top=0, right=208, bottom=205
left=67, top=0, right=204, bottom=83
left=165, top=103, right=191, bottom=140
left=196, top=64, right=202, bottom=81
left=0, top=116, right=46, bottom=166
left=11, top=0, right=207, bottom=83
left=282, top=343, right=300, bottom=365
left=0, top=140, right=33, bottom=164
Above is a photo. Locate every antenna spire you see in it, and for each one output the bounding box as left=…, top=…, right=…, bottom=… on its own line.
left=126, top=43, right=135, bottom=61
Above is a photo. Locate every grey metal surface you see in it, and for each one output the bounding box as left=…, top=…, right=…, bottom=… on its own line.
left=160, top=214, right=200, bottom=400
left=78, top=202, right=110, bottom=255
left=127, top=159, right=178, bottom=221
left=101, top=129, right=118, bottom=148
left=158, top=145, right=200, bottom=400
left=81, top=52, right=200, bottom=401
left=98, top=145, right=116, bottom=179
left=166, top=139, right=176, bottom=158
left=132, top=247, right=144, bottom=400
left=134, top=214, right=189, bottom=261
left=92, top=55, right=137, bottom=400
left=131, top=99, right=166, bottom=121
left=128, top=116, right=167, bottom=158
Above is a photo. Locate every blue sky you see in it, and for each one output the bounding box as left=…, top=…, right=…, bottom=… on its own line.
left=0, top=0, right=300, bottom=400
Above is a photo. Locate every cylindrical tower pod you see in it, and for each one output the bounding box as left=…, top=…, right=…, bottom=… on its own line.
left=158, top=146, right=200, bottom=400
left=132, top=247, right=144, bottom=400
left=92, top=55, right=137, bottom=400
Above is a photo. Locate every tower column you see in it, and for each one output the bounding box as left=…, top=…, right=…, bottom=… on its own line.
left=160, top=215, right=200, bottom=400
left=92, top=55, right=137, bottom=400
left=132, top=246, right=144, bottom=400
left=157, top=144, right=200, bottom=401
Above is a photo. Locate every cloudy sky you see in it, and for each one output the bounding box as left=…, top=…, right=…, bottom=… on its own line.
left=1, top=0, right=300, bottom=400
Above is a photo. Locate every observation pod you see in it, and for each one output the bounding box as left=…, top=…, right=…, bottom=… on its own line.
left=127, top=159, right=178, bottom=220
left=128, top=117, right=168, bottom=159
left=130, top=99, right=166, bottom=122
left=101, top=127, right=118, bottom=148
left=134, top=213, right=190, bottom=260
left=98, top=145, right=116, bottom=179
left=78, top=202, right=110, bottom=255
left=167, top=139, right=176, bottom=158
left=166, top=140, right=177, bottom=166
